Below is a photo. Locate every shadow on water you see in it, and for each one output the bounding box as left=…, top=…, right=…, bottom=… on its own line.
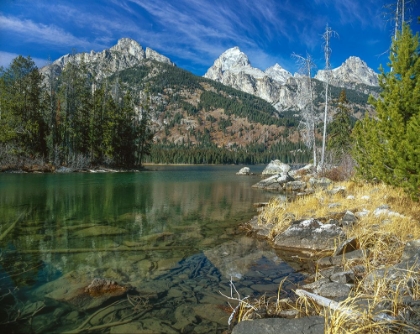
left=0, top=165, right=305, bottom=333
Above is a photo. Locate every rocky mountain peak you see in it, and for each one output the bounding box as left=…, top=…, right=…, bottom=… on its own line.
left=40, top=38, right=174, bottom=81
left=315, top=56, right=378, bottom=87
left=217, top=46, right=251, bottom=71
left=204, top=47, right=250, bottom=80
left=109, top=38, right=145, bottom=59
left=265, top=63, right=292, bottom=84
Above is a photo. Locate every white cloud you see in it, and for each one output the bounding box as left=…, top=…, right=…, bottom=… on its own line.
left=0, top=15, right=100, bottom=50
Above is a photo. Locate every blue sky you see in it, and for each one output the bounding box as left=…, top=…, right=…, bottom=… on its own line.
left=1, top=0, right=419, bottom=75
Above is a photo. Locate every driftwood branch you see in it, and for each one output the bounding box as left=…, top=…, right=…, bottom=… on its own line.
left=295, top=289, right=396, bottom=322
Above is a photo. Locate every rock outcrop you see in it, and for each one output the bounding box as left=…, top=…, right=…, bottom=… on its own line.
left=273, top=219, right=346, bottom=253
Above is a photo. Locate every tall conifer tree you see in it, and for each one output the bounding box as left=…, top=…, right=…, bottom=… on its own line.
left=352, top=23, right=420, bottom=196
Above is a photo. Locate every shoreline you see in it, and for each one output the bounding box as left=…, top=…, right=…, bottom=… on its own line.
left=231, top=169, right=420, bottom=333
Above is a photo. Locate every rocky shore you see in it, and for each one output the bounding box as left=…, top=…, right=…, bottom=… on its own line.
left=232, top=160, right=420, bottom=333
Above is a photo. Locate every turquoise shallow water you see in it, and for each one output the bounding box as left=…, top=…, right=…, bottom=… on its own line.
left=0, top=165, right=304, bottom=333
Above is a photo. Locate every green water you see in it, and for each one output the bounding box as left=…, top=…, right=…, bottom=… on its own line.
left=0, top=165, right=303, bottom=333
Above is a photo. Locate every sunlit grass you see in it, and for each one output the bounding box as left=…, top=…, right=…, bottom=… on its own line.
left=244, top=180, right=420, bottom=333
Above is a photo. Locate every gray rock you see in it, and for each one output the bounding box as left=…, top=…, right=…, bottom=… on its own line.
left=247, top=216, right=274, bottom=239
left=284, top=180, right=307, bottom=192
left=330, top=271, right=356, bottom=284
left=365, top=239, right=420, bottom=290
left=252, top=174, right=279, bottom=188
left=231, top=316, right=324, bottom=334
left=356, top=209, right=370, bottom=217
left=328, top=186, right=347, bottom=196
left=277, top=173, right=294, bottom=185
left=317, top=282, right=351, bottom=300
left=301, top=279, right=351, bottom=300
left=341, top=211, right=358, bottom=227
left=319, top=266, right=345, bottom=280
left=317, top=249, right=369, bottom=268
left=334, top=237, right=359, bottom=256
left=273, top=219, right=346, bottom=252
left=309, top=177, right=332, bottom=189
left=237, top=167, right=250, bottom=175
left=262, top=160, right=291, bottom=175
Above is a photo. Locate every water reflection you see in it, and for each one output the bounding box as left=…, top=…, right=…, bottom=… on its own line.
left=0, top=166, right=301, bottom=333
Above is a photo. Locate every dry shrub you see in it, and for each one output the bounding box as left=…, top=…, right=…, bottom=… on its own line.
left=321, top=166, right=349, bottom=182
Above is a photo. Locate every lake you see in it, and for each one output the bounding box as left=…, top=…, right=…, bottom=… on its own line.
left=0, top=165, right=304, bottom=333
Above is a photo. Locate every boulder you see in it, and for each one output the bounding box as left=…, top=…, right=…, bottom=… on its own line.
left=277, top=174, right=294, bottom=185
left=284, top=181, right=306, bottom=192
left=232, top=316, right=324, bottom=334
left=289, top=164, right=314, bottom=177
left=341, top=211, right=358, bottom=227
left=273, top=219, right=346, bottom=253
left=309, top=177, right=332, bottom=189
left=301, top=279, right=351, bottom=300
left=262, top=160, right=291, bottom=175
left=364, top=239, right=420, bottom=289
left=334, top=237, right=360, bottom=256
left=237, top=167, right=250, bottom=175
left=252, top=174, right=279, bottom=188
left=317, top=249, right=369, bottom=268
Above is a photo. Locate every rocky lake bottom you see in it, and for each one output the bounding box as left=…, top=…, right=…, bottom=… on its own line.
left=0, top=165, right=305, bottom=333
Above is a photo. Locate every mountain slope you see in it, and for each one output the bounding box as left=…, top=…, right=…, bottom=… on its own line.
left=112, top=61, right=303, bottom=155
left=39, top=38, right=308, bottom=163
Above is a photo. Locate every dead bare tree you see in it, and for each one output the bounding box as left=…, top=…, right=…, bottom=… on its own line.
left=292, top=53, right=318, bottom=167
left=320, top=24, right=338, bottom=170
left=383, top=0, right=417, bottom=38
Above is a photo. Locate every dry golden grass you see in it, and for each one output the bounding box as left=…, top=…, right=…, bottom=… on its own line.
left=252, top=181, right=420, bottom=333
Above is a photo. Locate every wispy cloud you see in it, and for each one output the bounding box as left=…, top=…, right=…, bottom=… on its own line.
left=0, top=0, right=404, bottom=75
left=0, top=15, right=97, bottom=50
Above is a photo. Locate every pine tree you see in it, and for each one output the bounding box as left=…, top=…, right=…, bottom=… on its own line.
left=327, top=90, right=352, bottom=161
left=352, top=23, right=420, bottom=196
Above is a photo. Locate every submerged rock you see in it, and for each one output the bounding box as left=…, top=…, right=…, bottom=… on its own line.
left=84, top=277, right=127, bottom=297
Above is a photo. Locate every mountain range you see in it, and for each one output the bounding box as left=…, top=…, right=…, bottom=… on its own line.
left=204, top=46, right=379, bottom=112
left=39, top=38, right=380, bottom=162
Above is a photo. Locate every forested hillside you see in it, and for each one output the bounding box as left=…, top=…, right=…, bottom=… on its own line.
left=0, top=52, right=375, bottom=169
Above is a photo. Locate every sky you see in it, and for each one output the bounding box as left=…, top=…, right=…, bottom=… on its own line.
left=1, top=0, right=419, bottom=76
